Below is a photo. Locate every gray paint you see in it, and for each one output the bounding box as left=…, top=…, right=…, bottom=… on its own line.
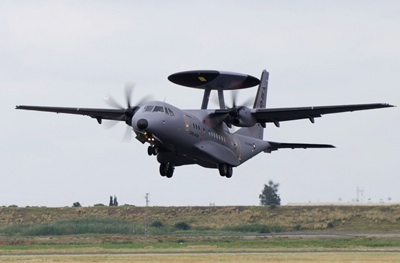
left=15, top=70, right=394, bottom=178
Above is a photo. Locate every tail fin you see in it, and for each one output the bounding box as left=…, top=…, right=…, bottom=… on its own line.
left=253, top=70, right=269, bottom=109
left=235, top=70, right=269, bottom=140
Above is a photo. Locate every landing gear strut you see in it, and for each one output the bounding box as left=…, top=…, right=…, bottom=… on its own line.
left=219, top=163, right=233, bottom=178
left=160, top=162, right=174, bottom=178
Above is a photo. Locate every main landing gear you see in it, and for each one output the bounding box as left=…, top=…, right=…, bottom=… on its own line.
left=219, top=163, right=233, bottom=178
left=159, top=163, right=174, bottom=178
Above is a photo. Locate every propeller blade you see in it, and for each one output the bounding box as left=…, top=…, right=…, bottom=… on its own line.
left=231, top=90, right=238, bottom=108
left=102, top=120, right=120, bottom=129
left=122, top=126, right=133, bottom=142
left=104, top=84, right=150, bottom=140
left=136, top=94, right=154, bottom=106
left=125, top=83, right=134, bottom=109
left=104, top=95, right=124, bottom=109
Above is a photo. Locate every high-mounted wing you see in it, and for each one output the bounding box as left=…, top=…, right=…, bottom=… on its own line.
left=15, top=105, right=128, bottom=124
left=211, top=103, right=394, bottom=128
left=254, top=103, right=394, bottom=127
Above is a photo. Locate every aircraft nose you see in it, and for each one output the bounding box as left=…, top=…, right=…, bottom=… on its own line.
left=136, top=118, right=148, bottom=130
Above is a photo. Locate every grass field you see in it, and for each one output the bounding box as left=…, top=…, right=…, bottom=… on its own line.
left=1, top=205, right=400, bottom=262
left=2, top=252, right=400, bottom=263
left=1, top=205, right=400, bottom=232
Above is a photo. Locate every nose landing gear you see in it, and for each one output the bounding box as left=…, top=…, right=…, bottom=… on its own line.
left=160, top=162, right=174, bottom=178
left=218, top=163, right=233, bottom=178
left=147, top=146, right=158, bottom=156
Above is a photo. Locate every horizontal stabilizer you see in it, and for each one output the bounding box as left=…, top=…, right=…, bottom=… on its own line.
left=266, top=141, right=335, bottom=152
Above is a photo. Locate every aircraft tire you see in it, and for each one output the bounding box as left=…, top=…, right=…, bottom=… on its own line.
left=148, top=146, right=158, bottom=156
left=226, top=165, right=233, bottom=178
left=159, top=163, right=167, bottom=176
left=166, top=164, right=174, bottom=178
left=148, top=146, right=153, bottom=156
left=218, top=164, right=228, bottom=177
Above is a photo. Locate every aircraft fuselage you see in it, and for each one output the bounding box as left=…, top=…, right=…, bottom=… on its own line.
left=130, top=101, right=268, bottom=173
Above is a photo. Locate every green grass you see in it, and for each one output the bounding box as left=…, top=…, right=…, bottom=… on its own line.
left=222, top=223, right=283, bottom=233
left=0, top=218, right=146, bottom=236
left=0, top=218, right=286, bottom=237
left=1, top=236, right=400, bottom=253
left=1, top=205, right=400, bottom=236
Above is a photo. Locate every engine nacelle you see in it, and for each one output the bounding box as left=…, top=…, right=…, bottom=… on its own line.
left=229, top=106, right=257, bottom=127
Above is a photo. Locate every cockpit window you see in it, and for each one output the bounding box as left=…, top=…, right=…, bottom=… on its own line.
left=144, top=105, right=154, bottom=112
left=153, top=106, right=164, bottom=112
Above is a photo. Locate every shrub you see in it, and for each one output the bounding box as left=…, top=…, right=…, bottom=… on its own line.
left=174, top=221, right=191, bottom=230
left=222, top=224, right=283, bottom=234
left=151, top=220, right=164, bottom=228
left=0, top=218, right=146, bottom=236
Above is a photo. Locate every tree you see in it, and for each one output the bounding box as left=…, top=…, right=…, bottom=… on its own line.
left=72, top=202, right=81, bottom=207
left=259, top=180, right=281, bottom=207
left=109, top=195, right=118, bottom=206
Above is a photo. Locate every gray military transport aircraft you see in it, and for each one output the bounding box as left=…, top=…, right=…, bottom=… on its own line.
left=16, top=70, right=394, bottom=178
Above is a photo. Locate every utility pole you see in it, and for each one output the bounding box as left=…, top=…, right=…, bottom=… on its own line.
left=356, top=186, right=364, bottom=203
left=144, top=193, right=150, bottom=236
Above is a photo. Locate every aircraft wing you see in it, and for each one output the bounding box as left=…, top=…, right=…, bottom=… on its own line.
left=253, top=103, right=394, bottom=127
left=15, top=105, right=126, bottom=123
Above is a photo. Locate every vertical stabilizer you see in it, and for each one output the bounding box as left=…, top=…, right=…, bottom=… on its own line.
left=235, top=70, right=269, bottom=140
left=253, top=70, right=269, bottom=109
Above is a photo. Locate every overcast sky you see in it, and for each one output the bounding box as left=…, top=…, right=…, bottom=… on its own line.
left=1, top=1, right=399, bottom=207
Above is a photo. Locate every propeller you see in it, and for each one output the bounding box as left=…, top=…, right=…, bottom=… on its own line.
left=227, top=90, right=249, bottom=115
left=209, top=90, right=256, bottom=128
left=224, top=90, right=256, bottom=127
left=104, top=84, right=152, bottom=141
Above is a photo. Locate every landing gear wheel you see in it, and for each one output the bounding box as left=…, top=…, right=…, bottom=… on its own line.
left=160, top=163, right=174, bottom=178
left=219, top=163, right=233, bottom=178
left=148, top=146, right=158, bottom=156
left=219, top=163, right=228, bottom=177
left=166, top=166, right=174, bottom=178
left=159, top=163, right=167, bottom=176
left=226, top=165, right=233, bottom=178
